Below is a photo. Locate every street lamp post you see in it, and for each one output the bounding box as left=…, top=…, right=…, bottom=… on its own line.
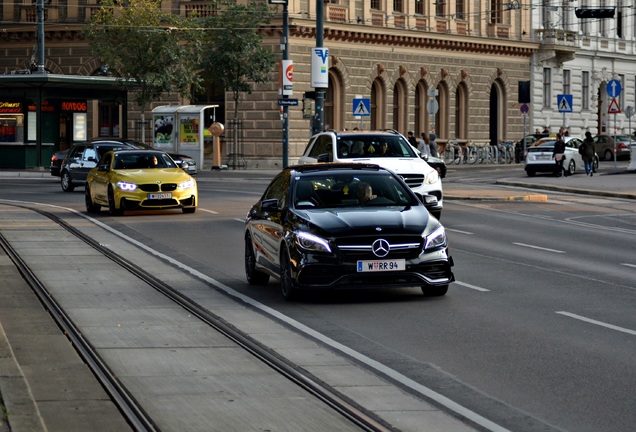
left=269, top=0, right=290, bottom=167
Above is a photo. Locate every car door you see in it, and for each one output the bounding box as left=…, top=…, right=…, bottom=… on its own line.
left=75, top=145, right=99, bottom=183
left=90, top=153, right=113, bottom=203
left=248, top=173, right=290, bottom=274
left=64, top=145, right=86, bottom=179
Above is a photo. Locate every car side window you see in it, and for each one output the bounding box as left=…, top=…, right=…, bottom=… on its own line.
left=83, top=147, right=97, bottom=162
left=71, top=146, right=85, bottom=159
left=308, top=135, right=333, bottom=159
left=262, top=172, right=289, bottom=210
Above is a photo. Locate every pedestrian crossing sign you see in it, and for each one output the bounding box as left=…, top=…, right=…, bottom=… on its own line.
left=557, top=94, right=573, bottom=113
left=352, top=98, right=371, bottom=116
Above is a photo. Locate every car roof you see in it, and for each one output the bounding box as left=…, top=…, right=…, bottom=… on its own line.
left=321, top=129, right=403, bottom=138
left=288, top=162, right=388, bottom=174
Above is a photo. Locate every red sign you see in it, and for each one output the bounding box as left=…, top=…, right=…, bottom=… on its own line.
left=608, top=98, right=621, bottom=114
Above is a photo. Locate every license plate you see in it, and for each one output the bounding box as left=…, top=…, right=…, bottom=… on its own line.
left=357, top=259, right=405, bottom=272
left=537, top=155, right=552, bottom=160
left=148, top=193, right=171, bottom=199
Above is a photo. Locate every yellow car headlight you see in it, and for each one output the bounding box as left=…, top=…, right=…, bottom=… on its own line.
left=179, top=179, right=195, bottom=190
left=116, top=181, right=137, bottom=192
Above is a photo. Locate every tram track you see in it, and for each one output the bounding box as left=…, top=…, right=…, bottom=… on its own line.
left=0, top=203, right=391, bottom=432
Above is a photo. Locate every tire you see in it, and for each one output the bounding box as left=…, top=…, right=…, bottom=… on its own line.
left=567, top=159, right=576, bottom=176
left=526, top=169, right=535, bottom=177
left=61, top=171, right=75, bottom=192
left=279, top=248, right=297, bottom=301
left=84, top=186, right=101, bottom=213
left=108, top=186, right=123, bottom=216
left=422, top=284, right=448, bottom=297
left=604, top=149, right=613, bottom=161
left=244, top=234, right=270, bottom=285
left=182, top=207, right=196, bottom=214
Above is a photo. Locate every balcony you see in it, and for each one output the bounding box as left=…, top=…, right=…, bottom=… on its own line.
left=534, top=28, right=578, bottom=64
left=180, top=1, right=217, bottom=17
left=325, top=4, right=348, bottom=23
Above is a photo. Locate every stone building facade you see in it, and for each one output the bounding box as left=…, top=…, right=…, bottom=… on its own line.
left=1, top=0, right=538, bottom=169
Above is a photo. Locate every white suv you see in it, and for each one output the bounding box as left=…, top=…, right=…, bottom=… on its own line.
left=298, top=130, right=443, bottom=218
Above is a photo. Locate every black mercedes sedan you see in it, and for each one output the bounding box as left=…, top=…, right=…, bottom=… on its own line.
left=244, top=163, right=454, bottom=300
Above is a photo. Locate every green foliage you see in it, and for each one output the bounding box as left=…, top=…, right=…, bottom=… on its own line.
left=199, top=1, right=278, bottom=119
left=83, top=0, right=204, bottom=113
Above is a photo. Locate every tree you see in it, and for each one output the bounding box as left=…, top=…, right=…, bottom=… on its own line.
left=83, top=0, right=204, bottom=140
left=199, top=1, right=278, bottom=120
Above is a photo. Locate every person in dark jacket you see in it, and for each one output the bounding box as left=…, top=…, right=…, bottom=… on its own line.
left=580, top=131, right=596, bottom=176
left=552, top=133, right=567, bottom=177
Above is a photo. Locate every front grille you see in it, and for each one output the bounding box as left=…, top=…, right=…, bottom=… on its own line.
left=335, top=235, right=422, bottom=260
left=139, top=183, right=177, bottom=192
left=141, top=199, right=178, bottom=207
left=399, top=174, right=425, bottom=188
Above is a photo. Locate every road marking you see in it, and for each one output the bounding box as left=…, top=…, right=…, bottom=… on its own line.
left=455, top=281, right=490, bottom=292
left=556, top=311, right=636, bottom=336
left=620, top=263, right=636, bottom=269
left=446, top=228, right=474, bottom=235
left=513, top=242, right=565, bottom=254
left=197, top=208, right=219, bottom=214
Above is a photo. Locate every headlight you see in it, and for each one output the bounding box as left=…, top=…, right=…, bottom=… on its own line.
left=179, top=179, right=195, bottom=189
left=425, top=169, right=440, bottom=185
left=295, top=231, right=332, bottom=253
left=423, top=225, right=447, bottom=250
left=116, top=181, right=137, bottom=191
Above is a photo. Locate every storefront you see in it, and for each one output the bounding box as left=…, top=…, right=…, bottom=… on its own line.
left=0, top=74, right=131, bottom=169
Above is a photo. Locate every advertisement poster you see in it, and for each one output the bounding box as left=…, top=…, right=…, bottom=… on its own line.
left=153, top=114, right=174, bottom=149
left=179, top=115, right=200, bottom=148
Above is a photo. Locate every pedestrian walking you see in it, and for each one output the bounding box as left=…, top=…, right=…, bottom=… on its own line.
left=552, top=133, right=566, bottom=177
left=407, top=131, right=418, bottom=149
left=579, top=131, right=596, bottom=176
left=418, top=133, right=431, bottom=157
left=429, top=130, right=438, bottom=157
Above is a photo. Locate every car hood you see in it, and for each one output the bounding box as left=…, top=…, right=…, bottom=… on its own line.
left=295, top=206, right=429, bottom=236
left=114, top=169, right=195, bottom=183
left=343, top=157, right=435, bottom=175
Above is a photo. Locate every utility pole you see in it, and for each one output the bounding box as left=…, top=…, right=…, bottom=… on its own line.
left=269, top=0, right=291, bottom=167
left=313, top=0, right=326, bottom=135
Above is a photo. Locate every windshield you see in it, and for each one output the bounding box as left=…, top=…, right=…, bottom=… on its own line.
left=337, top=135, right=417, bottom=159
left=112, top=152, right=177, bottom=169
left=293, top=172, right=417, bottom=209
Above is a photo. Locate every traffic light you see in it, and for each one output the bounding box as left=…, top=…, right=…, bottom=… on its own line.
left=575, top=8, right=615, bottom=19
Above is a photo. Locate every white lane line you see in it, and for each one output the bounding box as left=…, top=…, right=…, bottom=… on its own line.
left=197, top=208, right=219, bottom=214
left=556, top=311, right=636, bottom=336
left=513, top=242, right=565, bottom=254
left=446, top=228, right=474, bottom=235
left=455, top=281, right=490, bottom=292
left=620, top=263, right=636, bottom=269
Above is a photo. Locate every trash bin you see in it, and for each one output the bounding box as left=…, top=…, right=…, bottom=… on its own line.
left=628, top=144, right=636, bottom=171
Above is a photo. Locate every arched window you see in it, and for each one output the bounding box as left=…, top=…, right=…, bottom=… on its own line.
left=414, top=80, right=429, bottom=137
left=371, top=78, right=385, bottom=130
left=392, top=79, right=407, bottom=134
left=454, top=82, right=468, bottom=139
left=435, top=82, right=449, bottom=139
left=326, top=69, right=344, bottom=130
left=489, top=79, right=506, bottom=145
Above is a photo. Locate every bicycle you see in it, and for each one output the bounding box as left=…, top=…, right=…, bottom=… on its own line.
left=496, top=141, right=514, bottom=164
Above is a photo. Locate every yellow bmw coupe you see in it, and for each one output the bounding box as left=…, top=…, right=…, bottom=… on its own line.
left=85, top=150, right=198, bottom=215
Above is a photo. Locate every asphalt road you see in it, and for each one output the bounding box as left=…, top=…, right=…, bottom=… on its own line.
left=1, top=163, right=635, bottom=432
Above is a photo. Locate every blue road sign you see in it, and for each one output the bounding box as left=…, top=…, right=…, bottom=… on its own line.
left=352, top=98, right=371, bottom=116
left=557, top=94, right=573, bottom=113
left=607, top=79, right=622, bottom=98
left=278, top=98, right=299, bottom=106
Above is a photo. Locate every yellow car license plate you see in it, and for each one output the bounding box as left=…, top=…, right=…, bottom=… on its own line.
left=148, top=193, right=172, bottom=199
left=357, top=259, right=405, bottom=272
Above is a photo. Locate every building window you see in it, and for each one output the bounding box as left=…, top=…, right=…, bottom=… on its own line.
left=579, top=0, right=589, bottom=35
left=456, top=0, right=465, bottom=20
left=542, top=0, right=551, bottom=29
left=371, top=78, right=385, bottom=130
left=490, top=0, right=502, bottom=24
left=98, top=102, right=119, bottom=137
left=393, top=80, right=407, bottom=133
left=436, top=0, right=445, bottom=17
left=415, top=0, right=424, bottom=15
left=600, top=0, right=607, bottom=36
left=582, top=71, right=590, bottom=110
left=563, top=70, right=571, bottom=95
left=393, top=0, right=403, bottom=13
left=543, top=68, right=552, bottom=109
left=371, top=0, right=381, bottom=11
left=617, top=0, right=623, bottom=38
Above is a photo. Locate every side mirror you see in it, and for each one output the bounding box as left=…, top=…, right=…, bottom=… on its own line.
left=317, top=153, right=333, bottom=163
left=261, top=198, right=279, bottom=211
left=97, top=164, right=109, bottom=172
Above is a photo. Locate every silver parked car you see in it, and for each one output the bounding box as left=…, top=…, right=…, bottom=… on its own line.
left=525, top=136, right=599, bottom=177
